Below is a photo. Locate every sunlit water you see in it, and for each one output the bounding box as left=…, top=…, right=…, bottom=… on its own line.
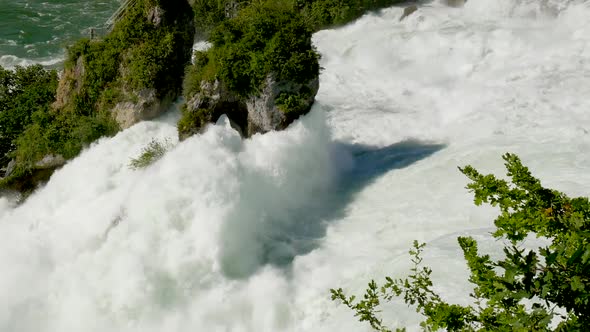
left=1, top=0, right=590, bottom=331
left=0, top=0, right=118, bottom=68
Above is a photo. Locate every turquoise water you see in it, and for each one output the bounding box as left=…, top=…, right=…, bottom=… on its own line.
left=0, top=0, right=119, bottom=68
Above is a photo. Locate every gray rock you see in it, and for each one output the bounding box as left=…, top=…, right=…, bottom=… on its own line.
left=400, top=5, right=418, bottom=21
left=148, top=6, right=164, bottom=26
left=224, top=0, right=241, bottom=19
left=112, top=88, right=174, bottom=129
left=445, top=0, right=467, bottom=7
left=53, top=56, right=85, bottom=110
left=245, top=74, right=319, bottom=136
left=180, top=73, right=319, bottom=139
left=35, top=154, right=66, bottom=170
left=2, top=159, right=16, bottom=178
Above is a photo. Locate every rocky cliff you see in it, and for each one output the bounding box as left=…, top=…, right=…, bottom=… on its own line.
left=56, top=0, right=195, bottom=129
left=179, top=73, right=319, bottom=139
left=178, top=1, right=320, bottom=140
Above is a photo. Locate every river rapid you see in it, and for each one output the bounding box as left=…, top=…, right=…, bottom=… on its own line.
left=1, top=0, right=590, bottom=331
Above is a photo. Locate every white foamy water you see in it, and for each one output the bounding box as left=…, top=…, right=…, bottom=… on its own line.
left=2, top=1, right=590, bottom=331
left=0, top=54, right=64, bottom=70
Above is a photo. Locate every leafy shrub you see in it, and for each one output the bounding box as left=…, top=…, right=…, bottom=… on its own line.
left=332, top=153, right=590, bottom=331
left=298, top=0, right=405, bottom=30
left=183, top=0, right=319, bottom=99
left=0, top=65, right=58, bottom=166
left=128, top=138, right=171, bottom=169
left=191, top=0, right=251, bottom=34
left=2, top=0, right=194, bottom=191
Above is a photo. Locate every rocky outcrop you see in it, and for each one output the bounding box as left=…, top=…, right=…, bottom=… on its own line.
left=179, top=73, right=319, bottom=140
left=179, top=80, right=246, bottom=140
left=0, top=154, right=66, bottom=193
left=112, top=88, right=175, bottom=129
left=444, top=0, right=467, bottom=7
left=34, top=154, right=66, bottom=170
left=53, top=56, right=85, bottom=110
left=246, top=74, right=319, bottom=135
left=1, top=159, right=16, bottom=179
left=400, top=5, right=418, bottom=21
left=55, top=0, right=195, bottom=129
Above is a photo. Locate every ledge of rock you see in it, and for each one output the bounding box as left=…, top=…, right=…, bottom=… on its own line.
left=179, top=73, right=319, bottom=140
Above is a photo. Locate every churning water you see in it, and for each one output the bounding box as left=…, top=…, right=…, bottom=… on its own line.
left=1, top=0, right=590, bottom=331
left=0, top=0, right=119, bottom=68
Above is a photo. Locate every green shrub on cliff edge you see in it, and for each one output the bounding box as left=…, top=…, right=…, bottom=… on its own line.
left=180, top=0, right=320, bottom=131
left=1, top=0, right=194, bottom=191
left=65, top=0, right=194, bottom=113
left=0, top=65, right=58, bottom=167
left=331, top=153, right=590, bottom=331
left=297, top=0, right=405, bottom=30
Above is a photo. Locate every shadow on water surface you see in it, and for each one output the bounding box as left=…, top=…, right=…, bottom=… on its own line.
left=220, top=139, right=445, bottom=279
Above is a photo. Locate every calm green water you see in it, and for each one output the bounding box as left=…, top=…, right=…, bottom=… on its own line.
left=0, top=0, right=119, bottom=68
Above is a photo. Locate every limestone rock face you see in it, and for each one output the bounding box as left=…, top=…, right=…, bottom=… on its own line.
left=180, top=73, right=319, bottom=140
left=245, top=74, right=319, bottom=136
left=1, top=159, right=16, bottom=179
left=53, top=56, right=85, bottom=110
left=445, top=0, right=467, bottom=7
left=34, top=154, right=66, bottom=170
left=54, top=0, right=195, bottom=128
left=148, top=6, right=164, bottom=26
left=2, top=154, right=66, bottom=193
left=400, top=5, right=418, bottom=21
left=112, top=89, right=174, bottom=129
left=179, top=80, right=246, bottom=140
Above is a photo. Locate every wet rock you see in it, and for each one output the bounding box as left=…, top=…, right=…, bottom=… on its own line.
left=112, top=88, right=174, bottom=129
left=180, top=73, right=319, bottom=139
left=445, top=0, right=467, bottom=7
left=400, top=5, right=418, bottom=21
left=34, top=154, right=66, bottom=170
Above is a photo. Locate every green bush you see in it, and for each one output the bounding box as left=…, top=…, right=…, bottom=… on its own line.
left=66, top=0, right=194, bottom=113
left=298, top=0, right=405, bottom=30
left=183, top=0, right=320, bottom=99
left=128, top=138, right=171, bottom=170
left=191, top=0, right=252, bottom=34
left=332, top=153, right=590, bottom=331
left=0, top=65, right=58, bottom=166
left=1, top=0, right=194, bottom=190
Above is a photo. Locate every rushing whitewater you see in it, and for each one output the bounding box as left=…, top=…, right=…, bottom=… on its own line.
left=2, top=0, right=590, bottom=331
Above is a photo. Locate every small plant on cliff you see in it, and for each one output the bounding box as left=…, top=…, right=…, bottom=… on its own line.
left=128, top=138, right=171, bottom=170
left=331, top=153, right=590, bottom=331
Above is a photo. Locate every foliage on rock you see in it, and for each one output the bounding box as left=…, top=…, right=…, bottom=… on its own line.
left=0, top=65, right=58, bottom=168
left=128, top=138, right=171, bottom=170
left=331, top=153, right=590, bottom=331
left=185, top=0, right=319, bottom=99
left=180, top=0, right=320, bottom=134
left=1, top=0, right=194, bottom=191
left=296, top=0, right=405, bottom=30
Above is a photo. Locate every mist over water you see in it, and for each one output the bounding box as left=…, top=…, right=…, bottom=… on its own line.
left=2, top=0, right=590, bottom=331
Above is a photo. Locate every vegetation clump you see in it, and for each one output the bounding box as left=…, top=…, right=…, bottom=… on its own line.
left=128, top=138, right=171, bottom=170
left=0, top=65, right=58, bottom=169
left=332, top=153, right=590, bottom=331
left=180, top=0, right=320, bottom=134
left=185, top=0, right=319, bottom=99
left=1, top=0, right=194, bottom=191
left=296, top=0, right=405, bottom=30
